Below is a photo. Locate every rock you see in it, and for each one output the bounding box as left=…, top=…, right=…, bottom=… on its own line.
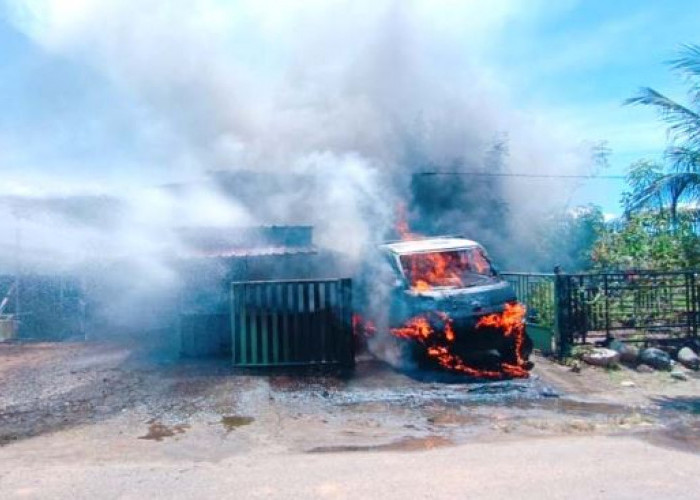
left=569, top=360, right=581, bottom=373
left=685, top=338, right=700, bottom=352
left=581, top=348, right=620, bottom=367
left=636, top=363, right=654, bottom=373
left=608, top=340, right=640, bottom=364
left=677, top=347, right=700, bottom=370
left=639, top=348, right=672, bottom=371
left=540, top=387, right=559, bottom=398
left=670, top=370, right=688, bottom=381
left=620, top=380, right=636, bottom=388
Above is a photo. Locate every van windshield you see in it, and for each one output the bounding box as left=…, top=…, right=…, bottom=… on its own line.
left=399, top=247, right=495, bottom=291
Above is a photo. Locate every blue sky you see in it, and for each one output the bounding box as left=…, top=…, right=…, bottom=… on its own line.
left=0, top=8, right=150, bottom=191
left=0, top=0, right=699, bottom=214
left=488, top=0, right=700, bottom=213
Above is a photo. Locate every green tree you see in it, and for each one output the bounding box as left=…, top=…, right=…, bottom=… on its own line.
left=592, top=210, right=700, bottom=270
left=621, top=160, right=666, bottom=215
left=532, top=204, right=605, bottom=272
left=625, top=45, right=700, bottom=219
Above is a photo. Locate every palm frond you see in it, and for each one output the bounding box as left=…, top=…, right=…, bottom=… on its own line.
left=670, top=44, right=700, bottom=104
left=669, top=44, right=700, bottom=78
left=625, top=87, right=700, bottom=147
left=624, top=172, right=700, bottom=218
left=624, top=45, right=700, bottom=219
left=624, top=178, right=666, bottom=215
left=666, top=146, right=700, bottom=173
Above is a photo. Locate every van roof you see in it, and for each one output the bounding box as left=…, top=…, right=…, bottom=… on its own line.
left=379, top=237, right=480, bottom=255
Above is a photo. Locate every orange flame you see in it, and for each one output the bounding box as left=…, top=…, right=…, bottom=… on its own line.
left=352, top=313, right=377, bottom=339
left=396, top=203, right=420, bottom=240
left=402, top=252, right=465, bottom=291
left=390, top=205, right=528, bottom=378
left=389, top=304, right=529, bottom=379
left=396, top=204, right=462, bottom=290
left=396, top=204, right=454, bottom=291
left=395, top=204, right=490, bottom=292
left=477, top=302, right=527, bottom=367
left=413, top=280, right=432, bottom=292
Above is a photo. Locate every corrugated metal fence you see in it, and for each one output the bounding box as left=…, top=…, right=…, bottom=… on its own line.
left=230, top=279, right=354, bottom=368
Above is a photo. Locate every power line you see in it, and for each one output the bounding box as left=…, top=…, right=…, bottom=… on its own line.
left=415, top=171, right=626, bottom=180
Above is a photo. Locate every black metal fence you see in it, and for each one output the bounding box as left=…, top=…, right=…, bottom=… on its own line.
left=555, top=270, right=698, bottom=355
left=230, top=278, right=354, bottom=368
left=503, top=270, right=700, bottom=357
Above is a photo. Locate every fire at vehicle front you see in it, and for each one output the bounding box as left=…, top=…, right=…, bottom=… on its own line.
left=380, top=238, right=532, bottom=377
left=391, top=244, right=515, bottom=325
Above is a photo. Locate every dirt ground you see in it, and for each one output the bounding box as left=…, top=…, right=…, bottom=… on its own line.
left=1, top=340, right=699, bottom=499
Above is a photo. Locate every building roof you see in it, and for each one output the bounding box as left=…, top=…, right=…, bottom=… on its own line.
left=379, top=236, right=480, bottom=255
left=184, top=245, right=318, bottom=259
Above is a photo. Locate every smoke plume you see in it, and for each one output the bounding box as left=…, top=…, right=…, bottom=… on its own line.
left=1, top=0, right=595, bottom=281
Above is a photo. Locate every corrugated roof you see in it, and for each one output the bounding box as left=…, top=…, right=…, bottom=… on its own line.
left=183, top=246, right=318, bottom=259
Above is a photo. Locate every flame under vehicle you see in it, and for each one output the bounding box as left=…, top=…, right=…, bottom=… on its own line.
left=366, top=236, right=533, bottom=377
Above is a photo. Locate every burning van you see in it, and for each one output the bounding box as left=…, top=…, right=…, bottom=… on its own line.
left=357, top=236, right=532, bottom=379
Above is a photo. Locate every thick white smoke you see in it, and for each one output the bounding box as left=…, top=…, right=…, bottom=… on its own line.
left=2, top=0, right=592, bottom=271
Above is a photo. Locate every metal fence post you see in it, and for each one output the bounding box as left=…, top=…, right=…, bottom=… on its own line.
left=553, top=266, right=572, bottom=359
left=692, top=272, right=698, bottom=338
left=603, top=273, right=610, bottom=341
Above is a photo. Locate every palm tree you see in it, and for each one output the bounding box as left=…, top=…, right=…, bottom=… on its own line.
left=624, top=44, right=700, bottom=220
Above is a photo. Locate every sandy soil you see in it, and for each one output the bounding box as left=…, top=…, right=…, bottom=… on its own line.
left=0, top=341, right=698, bottom=498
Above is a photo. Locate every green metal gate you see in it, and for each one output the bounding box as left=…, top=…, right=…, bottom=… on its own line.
left=502, top=272, right=556, bottom=354
left=230, top=278, right=354, bottom=368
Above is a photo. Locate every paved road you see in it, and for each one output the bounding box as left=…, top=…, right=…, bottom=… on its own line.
left=2, top=343, right=699, bottom=499
left=2, top=435, right=698, bottom=499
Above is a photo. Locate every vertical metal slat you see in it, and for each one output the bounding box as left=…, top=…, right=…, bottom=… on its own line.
left=260, top=283, right=269, bottom=365
left=241, top=285, right=249, bottom=365
left=230, top=278, right=354, bottom=368
left=271, top=283, right=280, bottom=364
left=234, top=288, right=240, bottom=363
left=302, top=283, right=311, bottom=362
left=292, top=283, right=301, bottom=363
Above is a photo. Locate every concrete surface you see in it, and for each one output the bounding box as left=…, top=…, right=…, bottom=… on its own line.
left=1, top=341, right=699, bottom=499
left=2, top=435, right=698, bottom=499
